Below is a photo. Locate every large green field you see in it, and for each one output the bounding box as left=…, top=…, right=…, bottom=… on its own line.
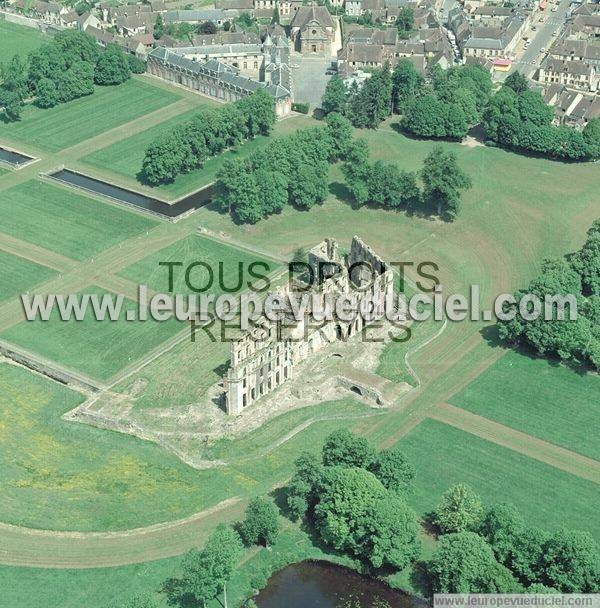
left=449, top=350, right=600, bottom=461
left=0, top=78, right=181, bottom=152
left=82, top=113, right=315, bottom=198
left=118, top=233, right=279, bottom=295
left=0, top=250, right=56, bottom=302
left=0, top=21, right=47, bottom=59
left=0, top=359, right=374, bottom=530
left=1, top=286, right=183, bottom=381
left=0, top=180, right=156, bottom=261
left=397, top=418, right=600, bottom=539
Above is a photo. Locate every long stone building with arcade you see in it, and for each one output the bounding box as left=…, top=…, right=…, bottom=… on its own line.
left=146, top=34, right=293, bottom=116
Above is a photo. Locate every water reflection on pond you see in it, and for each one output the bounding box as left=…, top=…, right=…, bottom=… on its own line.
left=255, top=560, right=426, bottom=608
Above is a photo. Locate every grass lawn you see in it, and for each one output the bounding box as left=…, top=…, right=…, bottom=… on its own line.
left=118, top=233, right=280, bottom=296
left=114, top=322, right=231, bottom=411
left=397, top=418, right=600, bottom=539
left=0, top=21, right=48, bottom=59
left=0, top=78, right=181, bottom=152
left=0, top=559, right=178, bottom=608
left=82, top=113, right=315, bottom=198
left=194, top=129, right=599, bottom=303
left=0, top=180, right=156, bottom=261
left=0, top=359, right=375, bottom=530
left=449, top=350, right=600, bottom=461
left=0, top=250, right=56, bottom=301
left=1, top=286, right=184, bottom=381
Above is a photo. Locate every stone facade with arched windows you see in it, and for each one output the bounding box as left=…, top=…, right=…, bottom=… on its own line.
left=224, top=237, right=394, bottom=415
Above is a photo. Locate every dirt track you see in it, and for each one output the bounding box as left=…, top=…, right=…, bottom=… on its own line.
left=430, top=403, right=600, bottom=484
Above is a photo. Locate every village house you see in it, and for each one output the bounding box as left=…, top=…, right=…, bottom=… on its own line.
left=543, top=83, right=600, bottom=127
left=538, top=58, right=598, bottom=91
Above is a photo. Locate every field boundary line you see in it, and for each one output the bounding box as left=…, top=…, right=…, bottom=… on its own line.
left=430, top=402, right=600, bottom=484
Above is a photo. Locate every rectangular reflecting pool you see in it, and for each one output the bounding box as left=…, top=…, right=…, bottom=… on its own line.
left=47, top=169, right=213, bottom=220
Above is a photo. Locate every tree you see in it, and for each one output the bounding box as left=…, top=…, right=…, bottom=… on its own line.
left=254, top=169, right=288, bottom=215
left=325, top=112, right=353, bottom=159
left=199, top=20, right=217, bottom=34
left=429, top=532, right=522, bottom=593
left=402, top=94, right=447, bottom=138
left=286, top=451, right=324, bottom=519
left=94, top=44, right=131, bottom=85
left=583, top=118, right=600, bottom=159
left=341, top=138, right=371, bottom=205
left=541, top=529, right=600, bottom=592
left=34, top=77, right=60, bottom=108
left=570, top=219, right=600, bottom=296
left=369, top=446, right=415, bottom=494
left=127, top=55, right=147, bottom=74
left=0, top=88, right=23, bottom=121
left=362, top=494, right=421, bottom=570
left=142, top=131, right=189, bottom=185
left=347, top=65, right=392, bottom=128
left=321, top=74, right=347, bottom=115
left=314, top=466, right=387, bottom=555
left=396, top=6, right=414, bottom=35
left=240, top=497, right=280, bottom=547
left=1, top=54, right=28, bottom=100
left=517, top=90, right=553, bottom=127
left=392, top=58, right=423, bottom=111
left=504, top=71, right=529, bottom=94
left=433, top=483, right=484, bottom=533
left=203, top=524, right=243, bottom=608
left=237, top=88, right=276, bottom=137
left=53, top=29, right=99, bottom=65
left=478, top=503, right=525, bottom=565
left=288, top=161, right=329, bottom=210
left=527, top=583, right=560, bottom=594
left=421, top=146, right=472, bottom=220
left=510, top=527, right=548, bottom=585
left=154, top=13, right=164, bottom=39
left=322, top=429, right=375, bottom=469
left=216, top=162, right=263, bottom=223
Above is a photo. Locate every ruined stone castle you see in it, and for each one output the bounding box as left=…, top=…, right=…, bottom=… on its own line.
left=224, top=237, right=394, bottom=415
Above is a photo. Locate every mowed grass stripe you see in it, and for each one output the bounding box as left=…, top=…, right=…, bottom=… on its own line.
left=0, top=180, right=157, bottom=261
left=81, top=108, right=206, bottom=184
left=0, top=250, right=56, bottom=302
left=118, top=233, right=280, bottom=296
left=0, top=285, right=184, bottom=381
left=396, top=418, right=600, bottom=539
left=0, top=21, right=48, bottom=59
left=449, top=350, right=600, bottom=461
left=0, top=78, right=181, bottom=152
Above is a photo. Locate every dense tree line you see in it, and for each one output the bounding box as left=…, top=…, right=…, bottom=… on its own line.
left=498, top=219, right=600, bottom=370
left=141, top=89, right=276, bottom=185
left=0, top=30, right=141, bottom=121
left=321, top=64, right=599, bottom=160
left=429, top=484, right=600, bottom=593
left=215, top=112, right=353, bottom=223
left=342, top=140, right=471, bottom=221
left=483, top=75, right=600, bottom=161
left=286, top=429, right=421, bottom=572
left=401, top=63, right=492, bottom=140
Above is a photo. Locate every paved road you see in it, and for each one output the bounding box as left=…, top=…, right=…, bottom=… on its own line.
left=506, top=0, right=572, bottom=78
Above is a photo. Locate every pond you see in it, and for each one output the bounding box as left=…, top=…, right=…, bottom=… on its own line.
left=254, top=560, right=425, bottom=608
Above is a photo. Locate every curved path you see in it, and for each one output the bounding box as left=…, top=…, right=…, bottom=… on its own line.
left=0, top=498, right=245, bottom=568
